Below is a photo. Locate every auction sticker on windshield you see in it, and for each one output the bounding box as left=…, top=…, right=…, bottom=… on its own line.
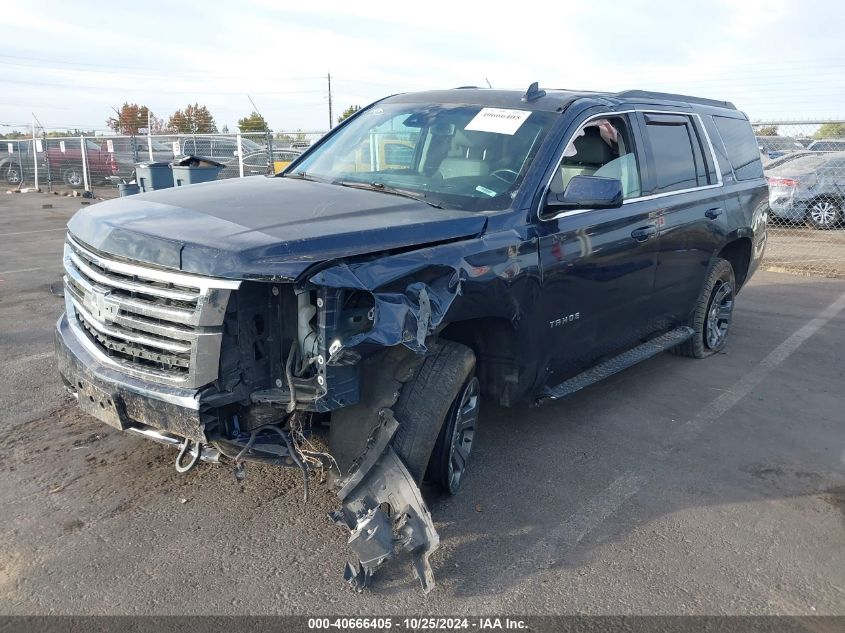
left=465, top=108, right=531, bottom=135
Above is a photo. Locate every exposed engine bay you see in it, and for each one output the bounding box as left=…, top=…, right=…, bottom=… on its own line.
left=57, top=248, right=463, bottom=593
left=189, top=277, right=447, bottom=593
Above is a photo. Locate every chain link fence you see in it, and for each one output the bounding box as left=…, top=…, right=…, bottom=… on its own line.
left=1, top=129, right=326, bottom=196
left=754, top=120, right=845, bottom=279
left=4, top=119, right=845, bottom=279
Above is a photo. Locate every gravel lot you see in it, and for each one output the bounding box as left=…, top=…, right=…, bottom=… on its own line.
left=766, top=222, right=845, bottom=279
left=0, top=193, right=843, bottom=616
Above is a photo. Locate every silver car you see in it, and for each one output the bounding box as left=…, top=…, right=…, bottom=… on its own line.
left=767, top=151, right=845, bottom=229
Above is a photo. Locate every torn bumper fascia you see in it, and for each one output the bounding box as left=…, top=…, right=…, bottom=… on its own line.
left=329, top=410, right=440, bottom=593
left=309, top=261, right=463, bottom=354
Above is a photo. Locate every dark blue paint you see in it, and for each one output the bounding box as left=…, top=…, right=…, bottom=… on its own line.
left=62, top=89, right=768, bottom=404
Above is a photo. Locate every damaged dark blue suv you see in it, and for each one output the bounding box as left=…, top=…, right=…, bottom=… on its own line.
left=55, top=84, right=768, bottom=593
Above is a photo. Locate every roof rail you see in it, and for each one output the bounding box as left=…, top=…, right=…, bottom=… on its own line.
left=454, top=85, right=480, bottom=89
left=616, top=90, right=736, bottom=110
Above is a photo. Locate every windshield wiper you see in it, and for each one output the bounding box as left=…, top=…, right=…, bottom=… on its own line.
left=333, top=180, right=443, bottom=209
left=284, top=171, right=326, bottom=182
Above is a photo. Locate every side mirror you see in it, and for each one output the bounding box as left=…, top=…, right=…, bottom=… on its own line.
left=545, top=175, right=623, bottom=212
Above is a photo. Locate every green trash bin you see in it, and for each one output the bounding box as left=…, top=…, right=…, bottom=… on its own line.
left=171, top=156, right=224, bottom=187
left=135, top=161, right=174, bottom=192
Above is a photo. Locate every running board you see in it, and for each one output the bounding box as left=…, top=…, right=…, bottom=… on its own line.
left=540, top=326, right=694, bottom=402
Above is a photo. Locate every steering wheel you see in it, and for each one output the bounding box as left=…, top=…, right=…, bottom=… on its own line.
left=489, top=169, right=519, bottom=184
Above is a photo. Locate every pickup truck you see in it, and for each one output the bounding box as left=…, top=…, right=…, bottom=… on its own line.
left=55, top=85, right=768, bottom=593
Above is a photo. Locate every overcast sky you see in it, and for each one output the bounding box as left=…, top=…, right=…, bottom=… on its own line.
left=1, top=0, right=843, bottom=134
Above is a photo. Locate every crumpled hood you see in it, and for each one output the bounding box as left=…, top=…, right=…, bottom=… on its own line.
left=67, top=176, right=487, bottom=280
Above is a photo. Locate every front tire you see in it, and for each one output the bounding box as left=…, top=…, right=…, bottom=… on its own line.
left=426, top=374, right=480, bottom=495
left=4, top=163, right=22, bottom=185
left=392, top=340, right=478, bottom=494
left=673, top=257, right=736, bottom=358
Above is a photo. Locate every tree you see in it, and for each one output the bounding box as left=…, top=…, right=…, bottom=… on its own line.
left=167, top=103, right=218, bottom=134
left=754, top=125, right=778, bottom=136
left=106, top=103, right=164, bottom=134
left=237, top=111, right=269, bottom=133
left=814, top=122, right=845, bottom=139
left=337, top=105, right=362, bottom=124
left=221, top=124, right=229, bottom=133
left=46, top=129, right=97, bottom=137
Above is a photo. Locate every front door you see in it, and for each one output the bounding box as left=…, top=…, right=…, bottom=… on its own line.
left=536, top=112, right=661, bottom=384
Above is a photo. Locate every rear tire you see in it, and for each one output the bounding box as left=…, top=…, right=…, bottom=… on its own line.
left=392, top=340, right=477, bottom=493
left=63, top=167, right=83, bottom=188
left=673, top=257, right=736, bottom=359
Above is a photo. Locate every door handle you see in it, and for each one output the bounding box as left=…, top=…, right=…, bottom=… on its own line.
left=705, top=207, right=723, bottom=219
left=631, top=225, right=657, bottom=241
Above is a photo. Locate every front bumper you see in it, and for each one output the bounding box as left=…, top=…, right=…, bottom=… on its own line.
left=55, top=312, right=207, bottom=442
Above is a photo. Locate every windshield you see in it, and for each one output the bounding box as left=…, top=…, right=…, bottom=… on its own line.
left=287, top=103, right=556, bottom=211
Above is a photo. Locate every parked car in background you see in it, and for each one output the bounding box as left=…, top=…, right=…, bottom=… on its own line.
left=180, top=136, right=264, bottom=163
left=757, top=135, right=804, bottom=159
left=44, top=138, right=119, bottom=187
left=270, top=148, right=301, bottom=173
left=105, top=137, right=173, bottom=179
left=219, top=148, right=302, bottom=179
left=332, top=137, right=417, bottom=172
left=1, top=139, right=33, bottom=186
left=763, top=150, right=816, bottom=171
left=807, top=139, right=845, bottom=152
left=767, top=151, right=845, bottom=229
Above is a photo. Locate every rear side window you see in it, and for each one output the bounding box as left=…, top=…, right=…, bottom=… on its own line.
left=642, top=114, right=708, bottom=194
left=713, top=116, right=764, bottom=181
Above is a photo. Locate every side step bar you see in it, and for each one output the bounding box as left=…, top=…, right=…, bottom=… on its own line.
left=539, top=326, right=694, bottom=402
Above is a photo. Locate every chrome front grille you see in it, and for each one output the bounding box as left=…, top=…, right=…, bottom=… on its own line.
left=63, top=233, right=240, bottom=388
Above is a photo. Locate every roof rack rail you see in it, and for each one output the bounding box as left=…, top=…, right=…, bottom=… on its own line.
left=616, top=90, right=736, bottom=110
left=454, top=85, right=480, bottom=89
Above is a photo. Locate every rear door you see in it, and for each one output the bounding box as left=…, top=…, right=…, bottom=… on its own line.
left=635, top=112, right=729, bottom=326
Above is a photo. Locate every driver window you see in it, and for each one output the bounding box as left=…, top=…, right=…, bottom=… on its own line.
left=550, top=116, right=641, bottom=199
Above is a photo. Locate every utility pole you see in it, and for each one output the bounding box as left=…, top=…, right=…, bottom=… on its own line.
left=327, top=72, right=333, bottom=130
